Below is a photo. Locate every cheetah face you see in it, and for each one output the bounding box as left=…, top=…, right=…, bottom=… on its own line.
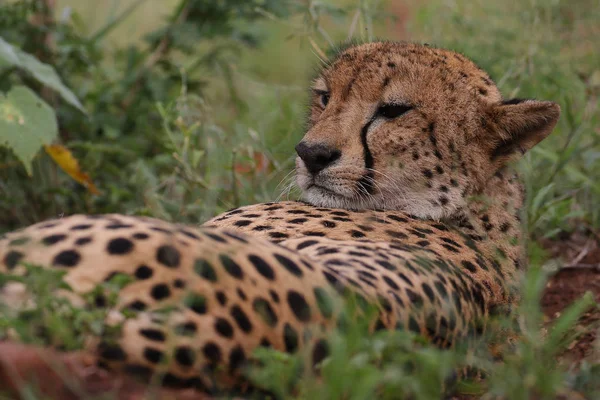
left=295, top=42, right=560, bottom=220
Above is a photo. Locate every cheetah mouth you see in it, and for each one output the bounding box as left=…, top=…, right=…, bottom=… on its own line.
left=304, top=183, right=356, bottom=203
left=306, top=183, right=345, bottom=198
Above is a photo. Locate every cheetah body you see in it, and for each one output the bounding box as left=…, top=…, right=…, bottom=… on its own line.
left=0, top=41, right=560, bottom=392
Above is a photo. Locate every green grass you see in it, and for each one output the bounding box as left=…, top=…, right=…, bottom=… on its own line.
left=0, top=0, right=599, bottom=398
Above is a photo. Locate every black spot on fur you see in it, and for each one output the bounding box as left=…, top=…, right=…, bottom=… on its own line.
left=249, top=255, right=275, bottom=280
left=303, top=231, right=326, bottom=237
left=175, top=322, right=197, bottom=336
left=75, top=237, right=92, bottom=246
left=237, top=288, right=247, bottom=301
left=231, top=305, right=253, bottom=333
left=376, top=259, right=397, bottom=271
left=106, top=223, right=133, bottom=230
left=349, top=230, right=366, bottom=238
left=143, top=347, right=164, bottom=364
left=70, top=224, right=92, bottom=231
left=287, top=290, right=311, bottom=322
left=215, top=318, right=234, bottom=338
left=461, top=260, right=477, bottom=273
left=269, top=231, right=289, bottom=239
left=127, top=300, right=147, bottom=311
left=42, top=234, right=67, bottom=245
left=312, top=339, right=329, bottom=367
left=330, top=211, right=349, bottom=216
left=442, top=243, right=460, bottom=253
left=387, top=215, right=408, bottom=223
left=185, top=293, right=207, bottom=314
left=220, top=254, right=244, bottom=279
left=252, top=225, right=272, bottom=231
left=139, top=328, right=166, bottom=342
left=135, top=265, right=153, bottom=279
left=228, top=346, right=246, bottom=372
left=156, top=245, right=180, bottom=268
left=107, top=238, right=134, bottom=255
left=203, top=342, right=221, bottom=365
left=4, top=251, right=23, bottom=269
left=289, top=218, right=308, bottom=224
left=194, top=258, right=217, bottom=282
left=385, top=230, right=408, bottom=239
left=283, top=323, right=299, bottom=353
left=175, top=346, right=195, bottom=367
left=216, top=291, right=227, bottom=306
left=150, top=226, right=171, bottom=234
left=422, top=283, right=435, bottom=302
left=383, top=276, right=400, bottom=290
left=275, top=254, right=303, bottom=277
left=52, top=250, right=81, bottom=267
left=173, top=279, right=185, bottom=288
left=322, top=220, right=336, bottom=228
left=150, top=283, right=171, bottom=300
left=8, top=237, right=30, bottom=246
left=205, top=232, right=227, bottom=243
left=297, top=240, right=319, bottom=250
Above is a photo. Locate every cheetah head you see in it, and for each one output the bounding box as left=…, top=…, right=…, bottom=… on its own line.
left=295, top=41, right=560, bottom=220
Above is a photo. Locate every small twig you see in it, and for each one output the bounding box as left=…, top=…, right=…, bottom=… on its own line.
left=565, top=239, right=593, bottom=267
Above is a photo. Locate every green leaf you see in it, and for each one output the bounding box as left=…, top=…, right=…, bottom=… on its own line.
left=0, top=86, right=58, bottom=175
left=0, top=37, right=20, bottom=65
left=0, top=37, right=86, bottom=113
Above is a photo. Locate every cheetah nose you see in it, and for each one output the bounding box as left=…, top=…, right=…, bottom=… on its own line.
left=295, top=141, right=341, bottom=174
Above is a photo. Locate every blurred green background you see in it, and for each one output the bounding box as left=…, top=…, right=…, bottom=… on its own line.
left=0, top=0, right=598, bottom=244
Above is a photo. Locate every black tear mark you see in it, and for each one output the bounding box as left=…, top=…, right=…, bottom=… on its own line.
left=357, top=118, right=376, bottom=194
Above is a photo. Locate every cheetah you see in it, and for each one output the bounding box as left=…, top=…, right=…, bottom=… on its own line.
left=0, top=41, right=560, bottom=393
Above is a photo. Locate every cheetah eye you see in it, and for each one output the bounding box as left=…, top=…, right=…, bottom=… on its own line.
left=377, top=103, right=413, bottom=119
left=316, top=91, right=330, bottom=108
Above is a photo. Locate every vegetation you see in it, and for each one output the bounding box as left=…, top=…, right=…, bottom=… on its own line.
left=0, top=0, right=598, bottom=398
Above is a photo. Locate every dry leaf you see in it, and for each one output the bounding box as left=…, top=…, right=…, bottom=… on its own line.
left=44, top=144, right=99, bottom=195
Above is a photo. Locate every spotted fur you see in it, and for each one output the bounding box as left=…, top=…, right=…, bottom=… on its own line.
left=0, top=41, right=560, bottom=393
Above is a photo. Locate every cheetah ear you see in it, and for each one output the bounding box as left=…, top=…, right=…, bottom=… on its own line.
left=487, top=99, right=560, bottom=165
